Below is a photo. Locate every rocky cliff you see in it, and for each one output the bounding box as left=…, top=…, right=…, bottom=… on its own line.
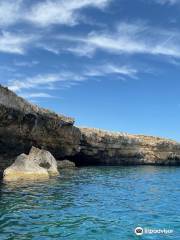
left=76, top=128, right=180, bottom=166
left=0, top=85, right=81, bottom=170
left=0, top=85, right=180, bottom=170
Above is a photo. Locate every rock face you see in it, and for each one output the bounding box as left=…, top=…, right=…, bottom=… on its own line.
left=3, top=147, right=59, bottom=181
left=57, top=160, right=76, bottom=169
left=1, top=84, right=180, bottom=169
left=0, top=85, right=81, bottom=170
left=74, top=128, right=180, bottom=166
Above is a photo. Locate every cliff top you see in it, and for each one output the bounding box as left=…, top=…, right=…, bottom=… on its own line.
left=0, top=85, right=74, bottom=125
left=1, top=84, right=178, bottom=144
left=79, top=127, right=179, bottom=145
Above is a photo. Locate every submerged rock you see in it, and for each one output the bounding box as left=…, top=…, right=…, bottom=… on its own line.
left=57, top=160, right=76, bottom=169
left=3, top=147, right=59, bottom=181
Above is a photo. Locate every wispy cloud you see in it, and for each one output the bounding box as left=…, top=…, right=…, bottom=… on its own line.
left=66, top=44, right=96, bottom=57
left=0, top=0, right=22, bottom=27
left=0, top=65, right=16, bottom=73
left=85, top=64, right=138, bottom=78
left=0, top=31, right=34, bottom=54
left=57, top=22, right=180, bottom=58
left=20, top=92, right=54, bottom=99
left=8, top=74, right=63, bottom=92
left=0, top=0, right=111, bottom=28
left=8, top=72, right=85, bottom=92
left=152, top=0, right=180, bottom=4
left=26, top=0, right=111, bottom=27
left=0, top=0, right=111, bottom=55
left=7, top=63, right=138, bottom=94
left=3, top=3, right=180, bottom=59
left=13, top=60, right=39, bottom=67
left=38, top=43, right=61, bottom=55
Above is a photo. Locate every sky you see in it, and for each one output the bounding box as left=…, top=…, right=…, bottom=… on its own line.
left=0, top=0, right=180, bottom=141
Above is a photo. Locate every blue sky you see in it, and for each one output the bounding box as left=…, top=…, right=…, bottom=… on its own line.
left=0, top=0, right=180, bottom=140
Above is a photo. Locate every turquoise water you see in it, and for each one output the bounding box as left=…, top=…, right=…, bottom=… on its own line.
left=0, top=166, right=179, bottom=240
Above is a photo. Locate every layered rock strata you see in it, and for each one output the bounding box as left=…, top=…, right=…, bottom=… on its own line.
left=0, top=85, right=180, bottom=169
left=0, top=85, right=81, bottom=170
left=75, top=128, right=180, bottom=166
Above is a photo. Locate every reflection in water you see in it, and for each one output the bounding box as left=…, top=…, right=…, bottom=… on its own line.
left=0, top=166, right=179, bottom=240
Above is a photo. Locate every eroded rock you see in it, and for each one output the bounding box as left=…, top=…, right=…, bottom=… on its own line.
left=3, top=147, right=59, bottom=181
left=57, top=160, right=76, bottom=169
left=74, top=128, right=180, bottom=166
left=1, top=85, right=180, bottom=168
left=0, top=85, right=81, bottom=170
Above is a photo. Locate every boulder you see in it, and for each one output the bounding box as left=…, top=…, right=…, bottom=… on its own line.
left=3, top=147, right=59, bottom=181
left=57, top=160, right=76, bottom=169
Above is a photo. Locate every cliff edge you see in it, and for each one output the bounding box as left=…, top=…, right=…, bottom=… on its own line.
left=0, top=85, right=81, bottom=170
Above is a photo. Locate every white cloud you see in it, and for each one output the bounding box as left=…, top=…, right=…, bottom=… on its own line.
left=8, top=72, right=85, bottom=92
left=7, top=62, right=138, bottom=95
left=66, top=44, right=96, bottom=57
left=0, top=31, right=34, bottom=54
left=0, top=0, right=111, bottom=28
left=85, top=64, right=138, bottom=78
left=38, top=43, right=60, bottom=55
left=26, top=0, right=110, bottom=27
left=20, top=92, right=53, bottom=99
left=57, top=22, right=180, bottom=58
left=8, top=74, right=63, bottom=92
left=0, top=0, right=22, bottom=27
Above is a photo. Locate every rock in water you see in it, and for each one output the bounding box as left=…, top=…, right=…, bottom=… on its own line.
left=57, top=160, right=76, bottom=169
left=3, top=147, right=59, bottom=181
left=29, top=147, right=59, bottom=176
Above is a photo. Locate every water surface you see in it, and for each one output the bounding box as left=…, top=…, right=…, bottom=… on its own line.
left=0, top=166, right=179, bottom=239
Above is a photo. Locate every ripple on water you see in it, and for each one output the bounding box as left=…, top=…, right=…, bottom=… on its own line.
left=0, top=166, right=180, bottom=240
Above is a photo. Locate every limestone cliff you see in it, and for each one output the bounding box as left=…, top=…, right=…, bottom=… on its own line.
left=75, top=128, right=180, bottom=166
left=0, top=85, right=81, bottom=170
left=0, top=85, right=180, bottom=170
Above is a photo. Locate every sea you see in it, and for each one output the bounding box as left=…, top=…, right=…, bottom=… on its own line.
left=0, top=166, right=179, bottom=239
